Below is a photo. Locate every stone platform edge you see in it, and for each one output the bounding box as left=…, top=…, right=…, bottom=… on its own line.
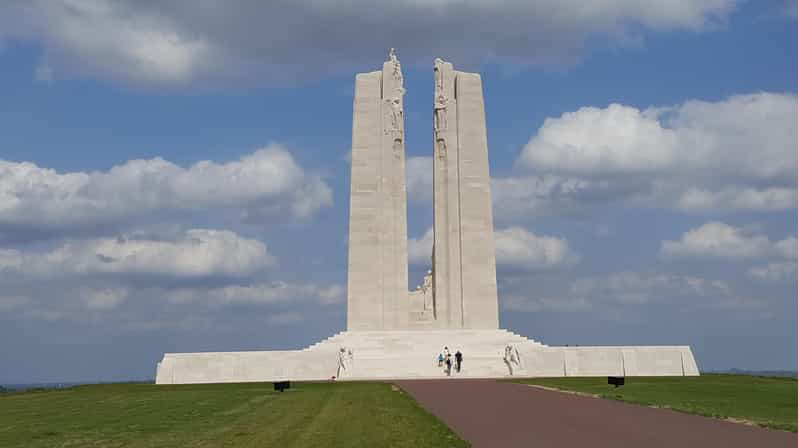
left=155, top=330, right=698, bottom=384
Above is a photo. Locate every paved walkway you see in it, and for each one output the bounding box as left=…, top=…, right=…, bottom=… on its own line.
left=396, top=379, right=798, bottom=448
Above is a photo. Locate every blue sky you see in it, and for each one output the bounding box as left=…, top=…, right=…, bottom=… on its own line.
left=1, top=0, right=797, bottom=383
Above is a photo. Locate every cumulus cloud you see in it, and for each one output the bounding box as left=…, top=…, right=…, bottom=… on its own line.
left=408, top=226, right=575, bottom=269
left=661, top=222, right=798, bottom=260
left=0, top=0, right=214, bottom=86
left=494, top=227, right=577, bottom=269
left=0, top=229, right=273, bottom=278
left=0, top=0, right=739, bottom=86
left=661, top=222, right=773, bottom=259
left=516, top=93, right=798, bottom=213
left=0, top=146, right=332, bottom=241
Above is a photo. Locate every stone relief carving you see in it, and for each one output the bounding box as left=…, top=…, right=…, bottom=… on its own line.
left=436, top=137, right=447, bottom=160
left=389, top=98, right=403, bottom=130
left=393, top=138, right=403, bottom=159
left=384, top=48, right=405, bottom=139
left=337, top=346, right=354, bottom=379
left=422, top=269, right=433, bottom=311
left=434, top=58, right=444, bottom=92
left=504, top=344, right=522, bottom=376
left=433, top=58, right=449, bottom=161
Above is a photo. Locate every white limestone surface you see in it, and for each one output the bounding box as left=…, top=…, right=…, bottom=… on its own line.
left=347, top=56, right=409, bottom=331
left=432, top=60, right=499, bottom=330
left=155, top=330, right=698, bottom=384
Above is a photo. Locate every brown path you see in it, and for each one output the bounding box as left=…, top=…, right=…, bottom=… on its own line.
left=396, top=379, right=798, bottom=448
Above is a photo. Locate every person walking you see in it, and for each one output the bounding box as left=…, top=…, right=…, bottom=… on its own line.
left=444, top=355, right=452, bottom=376
left=454, top=350, right=463, bottom=373
left=437, top=352, right=444, bottom=367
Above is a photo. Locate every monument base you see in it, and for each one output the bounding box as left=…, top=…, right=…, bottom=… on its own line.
left=155, top=330, right=699, bottom=384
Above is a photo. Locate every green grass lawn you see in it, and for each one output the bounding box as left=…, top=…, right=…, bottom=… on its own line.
left=514, top=374, right=798, bottom=432
left=0, top=382, right=467, bottom=448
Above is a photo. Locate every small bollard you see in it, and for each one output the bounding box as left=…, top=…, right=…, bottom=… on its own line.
left=608, top=376, right=625, bottom=388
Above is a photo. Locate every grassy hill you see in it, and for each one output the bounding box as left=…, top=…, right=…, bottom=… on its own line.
left=514, top=374, right=798, bottom=432
left=0, top=381, right=467, bottom=448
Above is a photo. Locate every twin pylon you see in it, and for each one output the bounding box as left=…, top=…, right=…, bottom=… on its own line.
left=346, top=52, right=499, bottom=331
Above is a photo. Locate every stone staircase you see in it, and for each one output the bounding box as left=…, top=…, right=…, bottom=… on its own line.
left=304, top=329, right=546, bottom=379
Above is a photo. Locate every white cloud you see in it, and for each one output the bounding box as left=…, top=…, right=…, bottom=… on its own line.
left=661, top=222, right=798, bottom=261
left=406, top=156, right=433, bottom=205
left=661, top=222, right=773, bottom=259
left=676, top=187, right=798, bottom=213
left=775, top=237, right=798, bottom=259
left=408, top=228, right=435, bottom=265
left=0, top=0, right=213, bottom=86
left=0, top=229, right=273, bottom=278
left=520, top=93, right=798, bottom=179
left=748, top=262, right=798, bottom=283
left=409, top=226, right=575, bottom=269
left=520, top=103, right=678, bottom=174
left=165, top=281, right=345, bottom=307
left=0, top=0, right=739, bottom=86
left=516, top=93, right=798, bottom=213
left=317, top=285, right=346, bottom=305
left=0, top=146, right=331, bottom=239
left=489, top=175, right=628, bottom=221
left=494, top=227, right=576, bottom=269
left=745, top=237, right=798, bottom=282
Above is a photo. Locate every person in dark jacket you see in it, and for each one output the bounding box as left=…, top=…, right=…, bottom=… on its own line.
left=454, top=350, right=463, bottom=373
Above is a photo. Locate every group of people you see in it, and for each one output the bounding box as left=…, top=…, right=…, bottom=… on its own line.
left=437, top=346, right=463, bottom=376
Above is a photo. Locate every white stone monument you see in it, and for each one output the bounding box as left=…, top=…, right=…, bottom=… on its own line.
left=155, top=52, right=699, bottom=384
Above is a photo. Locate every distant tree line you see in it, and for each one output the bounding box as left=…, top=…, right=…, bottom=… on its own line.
left=0, top=385, right=7, bottom=393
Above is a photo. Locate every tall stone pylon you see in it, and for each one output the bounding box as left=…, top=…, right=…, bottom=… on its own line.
left=347, top=49, right=409, bottom=330
left=432, top=58, right=499, bottom=329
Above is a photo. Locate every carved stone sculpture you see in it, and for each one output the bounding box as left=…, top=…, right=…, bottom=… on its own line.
left=389, top=98, right=403, bottom=130
left=337, top=346, right=354, bottom=378
left=504, top=344, right=522, bottom=375
left=436, top=137, right=447, bottom=160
